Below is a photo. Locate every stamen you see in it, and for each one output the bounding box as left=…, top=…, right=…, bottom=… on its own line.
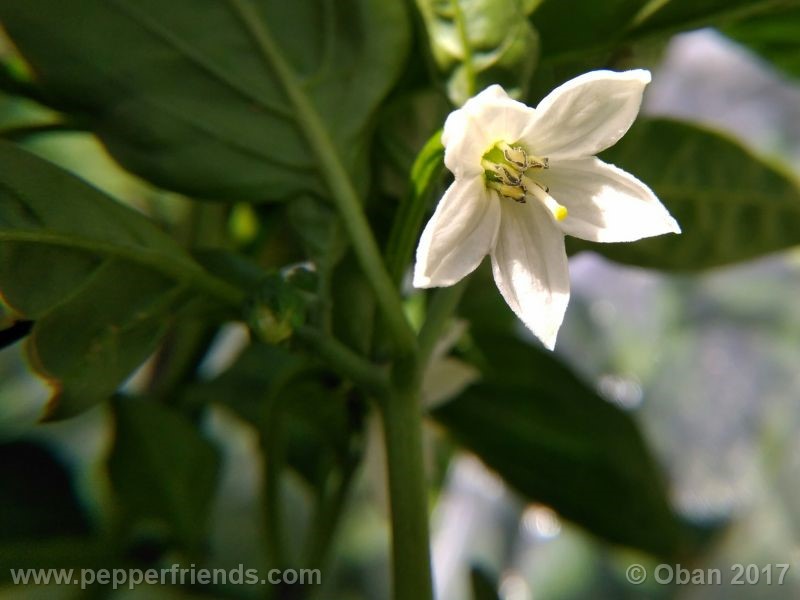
left=487, top=180, right=526, bottom=202
left=498, top=142, right=529, bottom=169
left=524, top=176, right=568, bottom=221
left=481, top=159, right=522, bottom=186
left=526, top=155, right=549, bottom=170
left=500, top=166, right=521, bottom=185
left=482, top=142, right=553, bottom=206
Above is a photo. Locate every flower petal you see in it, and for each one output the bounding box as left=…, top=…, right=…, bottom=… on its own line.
left=522, top=70, right=651, bottom=160
left=538, top=157, right=681, bottom=242
left=443, top=84, right=537, bottom=178
left=490, top=200, right=570, bottom=349
left=413, top=177, right=501, bottom=288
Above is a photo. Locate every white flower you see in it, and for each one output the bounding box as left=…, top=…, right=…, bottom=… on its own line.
left=413, top=70, right=680, bottom=349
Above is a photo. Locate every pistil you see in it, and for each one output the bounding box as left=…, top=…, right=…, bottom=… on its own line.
left=523, top=176, right=568, bottom=221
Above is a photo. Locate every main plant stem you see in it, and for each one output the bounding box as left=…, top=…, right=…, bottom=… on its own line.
left=378, top=379, right=434, bottom=600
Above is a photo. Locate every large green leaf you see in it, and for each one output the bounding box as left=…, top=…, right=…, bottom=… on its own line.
left=0, top=0, right=410, bottom=201
left=571, top=118, right=800, bottom=270
left=108, top=397, right=220, bottom=553
left=434, top=331, right=705, bottom=557
left=0, top=141, right=240, bottom=419
left=531, top=0, right=648, bottom=62
left=724, top=6, right=800, bottom=79
left=416, top=0, right=539, bottom=105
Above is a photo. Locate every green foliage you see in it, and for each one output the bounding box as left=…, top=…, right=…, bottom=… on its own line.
left=0, top=0, right=410, bottom=202
left=574, top=118, right=800, bottom=270
left=109, top=397, right=220, bottom=554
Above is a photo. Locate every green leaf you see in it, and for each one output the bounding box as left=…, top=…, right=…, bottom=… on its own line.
left=571, top=118, right=800, bottom=271
left=0, top=141, right=241, bottom=419
left=434, top=332, right=703, bottom=557
left=0, top=0, right=410, bottom=202
left=108, top=397, right=220, bottom=553
left=724, top=6, right=800, bottom=79
left=416, top=0, right=540, bottom=105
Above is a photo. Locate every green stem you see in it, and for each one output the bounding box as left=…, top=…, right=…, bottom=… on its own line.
left=378, top=383, right=434, bottom=600
left=417, top=280, right=467, bottom=368
left=294, top=326, right=389, bottom=396
left=228, top=0, right=416, bottom=358
left=450, top=0, right=476, bottom=98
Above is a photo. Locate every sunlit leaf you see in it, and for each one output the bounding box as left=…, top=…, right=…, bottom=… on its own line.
left=0, top=142, right=239, bottom=419
left=0, top=0, right=410, bottom=201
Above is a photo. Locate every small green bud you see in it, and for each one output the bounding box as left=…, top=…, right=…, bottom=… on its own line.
left=246, top=273, right=306, bottom=344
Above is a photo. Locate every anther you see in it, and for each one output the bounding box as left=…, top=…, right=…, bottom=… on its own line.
left=500, top=143, right=529, bottom=170
left=487, top=180, right=526, bottom=202
left=500, top=166, right=521, bottom=186
left=526, top=156, right=549, bottom=170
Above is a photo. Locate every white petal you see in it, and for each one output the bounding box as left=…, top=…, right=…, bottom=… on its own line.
left=413, top=177, right=501, bottom=288
left=538, top=157, right=681, bottom=242
left=443, top=84, right=537, bottom=179
left=522, top=70, right=651, bottom=160
left=490, top=200, right=570, bottom=349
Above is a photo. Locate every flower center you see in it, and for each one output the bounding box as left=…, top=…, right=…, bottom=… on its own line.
left=481, top=142, right=568, bottom=221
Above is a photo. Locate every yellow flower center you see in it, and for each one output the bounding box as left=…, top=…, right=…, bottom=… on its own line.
left=481, top=142, right=568, bottom=221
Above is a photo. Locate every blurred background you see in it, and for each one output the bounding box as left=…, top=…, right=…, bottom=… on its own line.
left=1, top=20, right=800, bottom=600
